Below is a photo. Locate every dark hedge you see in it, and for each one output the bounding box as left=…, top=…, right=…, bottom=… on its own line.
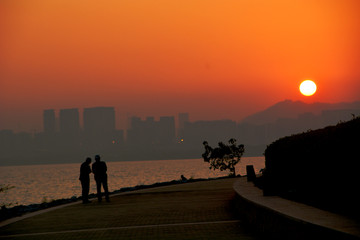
left=263, top=117, right=360, bottom=218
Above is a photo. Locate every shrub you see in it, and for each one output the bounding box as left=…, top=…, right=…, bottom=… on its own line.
left=263, top=117, right=360, bottom=217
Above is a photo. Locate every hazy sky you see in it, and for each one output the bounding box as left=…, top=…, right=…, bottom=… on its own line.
left=1, top=0, right=359, bottom=132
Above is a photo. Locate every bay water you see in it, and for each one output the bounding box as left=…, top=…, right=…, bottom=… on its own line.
left=0, top=157, right=264, bottom=206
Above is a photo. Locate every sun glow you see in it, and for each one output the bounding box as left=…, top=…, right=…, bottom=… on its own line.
left=299, top=80, right=317, bottom=96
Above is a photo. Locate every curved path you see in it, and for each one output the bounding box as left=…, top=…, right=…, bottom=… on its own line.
left=234, top=178, right=360, bottom=240
left=0, top=178, right=263, bottom=240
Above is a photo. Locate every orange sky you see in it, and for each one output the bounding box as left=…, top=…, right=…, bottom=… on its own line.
left=1, top=0, right=359, bottom=132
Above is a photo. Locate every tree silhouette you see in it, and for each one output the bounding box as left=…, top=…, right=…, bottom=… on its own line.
left=202, top=138, right=245, bottom=176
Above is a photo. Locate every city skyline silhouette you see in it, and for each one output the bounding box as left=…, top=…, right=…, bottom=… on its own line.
left=1, top=99, right=359, bottom=166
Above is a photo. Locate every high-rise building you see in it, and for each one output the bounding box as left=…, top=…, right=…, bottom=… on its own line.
left=178, top=113, right=189, bottom=130
left=182, top=119, right=237, bottom=145
left=127, top=116, right=175, bottom=145
left=43, top=109, right=56, bottom=133
left=59, top=108, right=80, bottom=135
left=83, top=107, right=115, bottom=134
left=83, top=107, right=116, bottom=148
left=129, top=116, right=142, bottom=131
left=127, top=116, right=156, bottom=144
left=158, top=116, right=175, bottom=144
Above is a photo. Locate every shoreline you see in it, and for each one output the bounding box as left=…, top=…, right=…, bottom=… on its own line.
left=0, top=175, right=236, bottom=223
left=0, top=156, right=265, bottom=167
left=0, top=158, right=203, bottom=167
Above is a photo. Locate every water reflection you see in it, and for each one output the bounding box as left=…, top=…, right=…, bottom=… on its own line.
left=0, top=157, right=264, bottom=206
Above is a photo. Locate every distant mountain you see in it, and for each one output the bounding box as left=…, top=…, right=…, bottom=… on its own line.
left=241, top=100, right=360, bottom=125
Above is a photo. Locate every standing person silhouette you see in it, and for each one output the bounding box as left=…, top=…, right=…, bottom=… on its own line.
left=92, top=155, right=110, bottom=202
left=79, top=157, right=92, bottom=204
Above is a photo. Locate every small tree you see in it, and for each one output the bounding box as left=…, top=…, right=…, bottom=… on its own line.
left=202, top=138, right=245, bottom=176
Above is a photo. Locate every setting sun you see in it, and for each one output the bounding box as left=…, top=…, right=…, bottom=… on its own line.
left=299, top=80, right=317, bottom=96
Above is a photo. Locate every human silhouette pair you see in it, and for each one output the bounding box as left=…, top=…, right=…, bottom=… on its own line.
left=79, top=155, right=110, bottom=204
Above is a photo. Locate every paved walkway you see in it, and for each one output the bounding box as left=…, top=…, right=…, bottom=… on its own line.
left=0, top=178, right=263, bottom=240
left=234, top=178, right=360, bottom=239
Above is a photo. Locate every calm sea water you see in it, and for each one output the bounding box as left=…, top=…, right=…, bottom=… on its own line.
left=0, top=157, right=264, bottom=206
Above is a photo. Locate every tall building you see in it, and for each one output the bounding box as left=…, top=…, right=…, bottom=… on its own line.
left=158, top=116, right=175, bottom=144
left=83, top=107, right=116, bottom=148
left=43, top=109, right=56, bottom=133
left=127, top=116, right=175, bottom=145
left=129, top=116, right=142, bottom=131
left=182, top=119, right=237, bottom=145
left=178, top=113, right=189, bottom=138
left=83, top=107, right=115, bottom=134
left=127, top=116, right=156, bottom=144
left=58, top=108, right=80, bottom=148
left=178, top=113, right=189, bottom=130
left=59, top=108, right=80, bottom=135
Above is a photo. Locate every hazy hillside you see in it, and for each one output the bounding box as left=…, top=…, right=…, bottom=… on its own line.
left=241, top=100, right=360, bottom=125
